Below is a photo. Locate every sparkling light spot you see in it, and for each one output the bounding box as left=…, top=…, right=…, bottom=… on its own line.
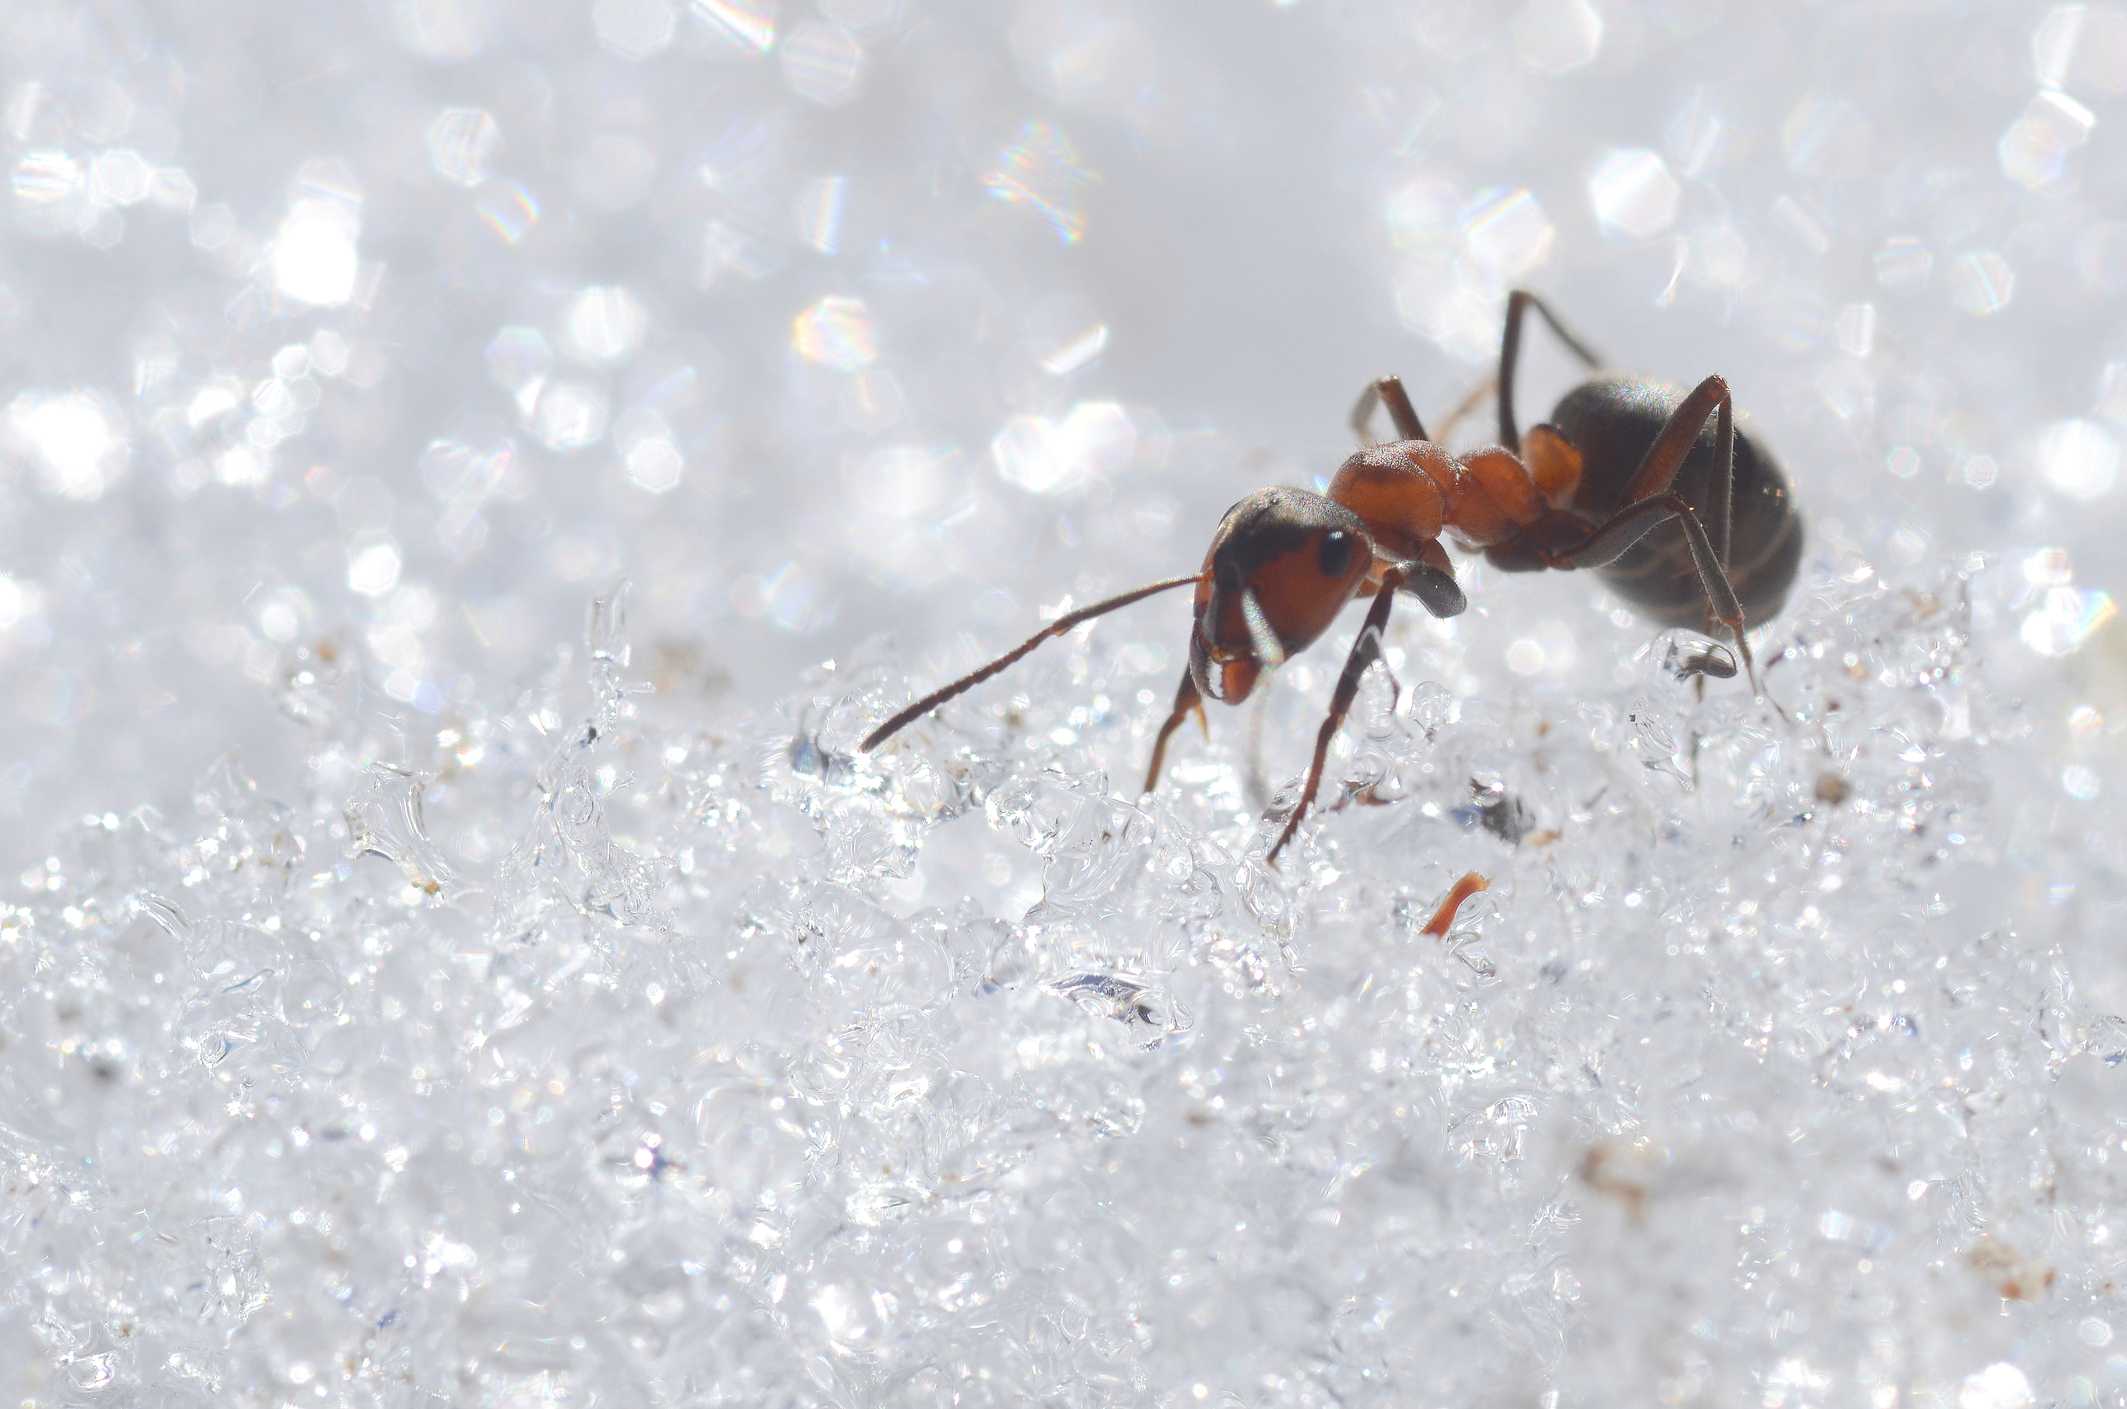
left=985, top=120, right=1093, bottom=245
left=792, top=295, right=877, bottom=370
left=781, top=22, right=865, bottom=105
left=794, top=174, right=847, bottom=254
left=1511, top=0, right=1602, bottom=74
left=618, top=410, right=685, bottom=494
left=426, top=107, right=501, bottom=188
left=625, top=435, right=684, bottom=494
left=594, top=0, right=678, bottom=59
left=1947, top=250, right=2015, bottom=315
left=473, top=179, right=540, bottom=245
left=990, top=401, right=1136, bottom=495
left=347, top=538, right=403, bottom=598
left=694, top=0, right=777, bottom=53
left=1874, top=235, right=1933, bottom=289
left=1588, top=148, right=1680, bottom=240
left=0, top=574, right=43, bottom=633
left=2039, top=417, right=2119, bottom=499
left=273, top=197, right=362, bottom=307
left=2021, top=586, right=2117, bottom=657
left=531, top=381, right=612, bottom=451
left=391, top=0, right=496, bottom=60
left=564, top=286, right=648, bottom=364
left=1999, top=89, right=2096, bottom=189
left=2035, top=3, right=2127, bottom=96
left=1460, top=186, right=1555, bottom=277
left=1040, top=323, right=1109, bottom=377
left=11, top=149, right=84, bottom=208
left=485, top=325, right=552, bottom=416
left=1835, top=303, right=1876, bottom=356
left=90, top=149, right=151, bottom=207
left=8, top=390, right=127, bottom=500
left=1959, top=1363, right=2033, bottom=1409
left=1781, top=93, right=1870, bottom=178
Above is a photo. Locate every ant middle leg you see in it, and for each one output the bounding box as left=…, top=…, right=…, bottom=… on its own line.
left=1266, top=575, right=1400, bottom=866
left=1350, top=376, right=1429, bottom=446
left=1497, top=289, right=1606, bottom=451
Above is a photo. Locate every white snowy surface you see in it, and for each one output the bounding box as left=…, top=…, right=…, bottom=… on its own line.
left=3, top=2, right=2126, bottom=1404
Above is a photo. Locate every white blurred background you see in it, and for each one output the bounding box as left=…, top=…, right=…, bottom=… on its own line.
left=2, top=0, right=2120, bottom=851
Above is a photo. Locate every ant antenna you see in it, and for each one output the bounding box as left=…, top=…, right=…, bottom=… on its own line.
left=862, top=573, right=1206, bottom=752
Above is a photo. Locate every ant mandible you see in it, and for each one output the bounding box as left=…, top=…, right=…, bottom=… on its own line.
left=861, top=290, right=1803, bottom=867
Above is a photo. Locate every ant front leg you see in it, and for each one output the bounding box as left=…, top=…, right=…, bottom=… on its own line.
left=1266, top=575, right=1400, bottom=867
left=1349, top=376, right=1428, bottom=446
left=1497, top=289, right=1606, bottom=451
left=1141, top=668, right=1205, bottom=794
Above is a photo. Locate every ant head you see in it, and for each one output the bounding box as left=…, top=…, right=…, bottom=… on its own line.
left=1190, top=488, right=1373, bottom=704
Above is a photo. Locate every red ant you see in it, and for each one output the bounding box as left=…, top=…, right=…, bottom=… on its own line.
left=861, top=291, right=1802, bottom=867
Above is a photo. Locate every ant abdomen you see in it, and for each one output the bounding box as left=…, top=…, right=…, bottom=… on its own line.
left=1549, top=377, right=1804, bottom=630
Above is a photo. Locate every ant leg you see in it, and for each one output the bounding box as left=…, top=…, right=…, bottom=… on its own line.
left=1498, top=289, right=1606, bottom=452
left=1431, top=373, right=1497, bottom=446
left=1350, top=376, right=1429, bottom=446
left=1620, top=373, right=1734, bottom=567
left=1265, top=578, right=1399, bottom=867
left=1141, top=668, right=1205, bottom=794
left=862, top=573, right=1203, bottom=751
left=1551, top=491, right=1762, bottom=697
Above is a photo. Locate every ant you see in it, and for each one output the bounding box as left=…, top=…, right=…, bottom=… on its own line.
left=861, top=290, right=1802, bottom=867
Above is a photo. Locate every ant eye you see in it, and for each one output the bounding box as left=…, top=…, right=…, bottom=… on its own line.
left=1317, top=530, right=1356, bottom=577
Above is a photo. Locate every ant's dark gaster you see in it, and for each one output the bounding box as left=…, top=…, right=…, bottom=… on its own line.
left=860, top=290, right=1803, bottom=867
